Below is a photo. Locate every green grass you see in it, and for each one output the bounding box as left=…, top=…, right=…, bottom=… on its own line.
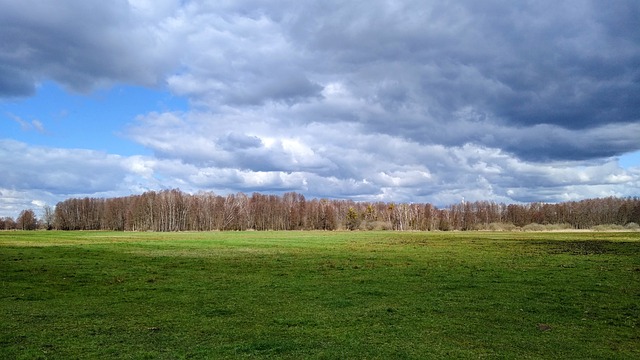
left=1, top=231, right=639, bottom=359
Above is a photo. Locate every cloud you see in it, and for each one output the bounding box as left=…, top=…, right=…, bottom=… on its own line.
left=0, top=139, right=128, bottom=194
left=0, top=0, right=181, bottom=95
left=125, top=110, right=640, bottom=204
left=1, top=135, right=638, bottom=218
left=0, top=139, right=130, bottom=216
left=164, top=4, right=324, bottom=106
left=6, top=113, right=46, bottom=133
left=152, top=0, right=640, bottom=160
left=1, top=1, right=639, bottom=217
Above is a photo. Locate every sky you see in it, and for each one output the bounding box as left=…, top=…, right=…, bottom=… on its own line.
left=1, top=0, right=639, bottom=218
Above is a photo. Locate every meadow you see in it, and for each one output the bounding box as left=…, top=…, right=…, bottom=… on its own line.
left=1, top=231, right=639, bottom=359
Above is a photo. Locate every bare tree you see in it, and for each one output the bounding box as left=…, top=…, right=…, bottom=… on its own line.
left=0, top=217, right=17, bottom=230
left=43, top=205, right=54, bottom=230
left=17, top=209, right=38, bottom=230
left=47, top=189, right=640, bottom=232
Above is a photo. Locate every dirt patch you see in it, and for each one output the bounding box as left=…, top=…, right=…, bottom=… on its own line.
left=537, top=323, right=552, bottom=331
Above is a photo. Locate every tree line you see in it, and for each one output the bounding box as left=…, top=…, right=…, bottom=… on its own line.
left=2, top=190, right=639, bottom=231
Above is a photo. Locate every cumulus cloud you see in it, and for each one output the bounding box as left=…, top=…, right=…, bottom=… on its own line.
left=150, top=0, right=640, bottom=160
left=124, top=110, right=639, bottom=204
left=1, top=0, right=639, bottom=217
left=0, top=139, right=129, bottom=194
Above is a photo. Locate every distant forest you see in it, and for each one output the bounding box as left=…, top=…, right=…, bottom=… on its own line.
left=3, top=190, right=640, bottom=231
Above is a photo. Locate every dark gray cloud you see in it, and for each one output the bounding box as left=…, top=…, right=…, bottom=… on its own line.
left=0, top=0, right=178, bottom=95
left=0, top=65, right=35, bottom=97
left=223, top=74, right=323, bottom=106
left=275, top=0, right=640, bottom=160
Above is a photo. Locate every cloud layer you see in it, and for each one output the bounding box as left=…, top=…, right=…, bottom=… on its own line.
left=1, top=0, right=639, bottom=217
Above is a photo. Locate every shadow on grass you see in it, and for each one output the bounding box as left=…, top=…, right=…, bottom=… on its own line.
left=522, top=240, right=639, bottom=256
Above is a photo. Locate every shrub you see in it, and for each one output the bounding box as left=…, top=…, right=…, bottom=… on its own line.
left=485, top=222, right=518, bottom=231
left=522, top=223, right=546, bottom=231
left=592, top=224, right=626, bottom=231
left=624, top=222, right=640, bottom=231
left=363, top=221, right=392, bottom=231
left=546, top=223, right=573, bottom=231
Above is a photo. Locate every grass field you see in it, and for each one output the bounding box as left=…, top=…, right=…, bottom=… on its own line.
left=1, top=231, right=639, bottom=359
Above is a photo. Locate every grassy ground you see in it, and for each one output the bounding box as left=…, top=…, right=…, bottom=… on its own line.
left=1, top=231, right=639, bottom=359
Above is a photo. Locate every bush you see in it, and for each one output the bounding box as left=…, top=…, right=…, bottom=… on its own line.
left=362, top=221, right=392, bottom=231
left=522, top=223, right=546, bottom=232
left=624, top=222, right=640, bottom=231
left=592, top=224, right=626, bottom=231
left=546, top=223, right=573, bottom=231
left=520, top=223, right=574, bottom=231
left=484, top=222, right=519, bottom=231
